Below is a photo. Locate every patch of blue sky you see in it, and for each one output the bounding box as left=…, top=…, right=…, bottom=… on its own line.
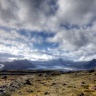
left=47, top=0, right=58, bottom=16
left=18, top=29, right=57, bottom=50
left=0, top=26, right=12, bottom=32
left=18, top=29, right=31, bottom=37
left=33, top=42, right=58, bottom=51
left=19, top=29, right=55, bottom=39
left=60, top=20, right=95, bottom=30
left=60, top=23, right=80, bottom=30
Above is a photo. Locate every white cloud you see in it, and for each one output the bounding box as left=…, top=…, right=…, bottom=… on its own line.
left=47, top=26, right=96, bottom=61
left=0, top=0, right=96, bottom=61
left=0, top=29, right=55, bottom=61
left=78, top=54, right=96, bottom=61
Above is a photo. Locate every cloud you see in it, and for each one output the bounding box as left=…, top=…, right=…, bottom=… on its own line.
left=47, top=27, right=96, bottom=61
left=0, top=29, right=55, bottom=61
left=55, top=0, right=96, bottom=25
left=0, top=0, right=96, bottom=29
left=0, top=0, right=96, bottom=61
left=47, top=27, right=96, bottom=50
left=0, top=0, right=58, bottom=31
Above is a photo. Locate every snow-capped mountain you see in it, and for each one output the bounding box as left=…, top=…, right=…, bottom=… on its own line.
left=0, top=59, right=96, bottom=71
left=0, top=60, right=36, bottom=70
left=31, top=58, right=96, bottom=71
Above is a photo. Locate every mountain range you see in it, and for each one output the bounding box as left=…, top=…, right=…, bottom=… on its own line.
left=0, top=59, right=96, bottom=71
left=0, top=60, right=36, bottom=70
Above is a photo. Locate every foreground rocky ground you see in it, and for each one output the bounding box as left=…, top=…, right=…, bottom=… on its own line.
left=0, top=70, right=96, bottom=96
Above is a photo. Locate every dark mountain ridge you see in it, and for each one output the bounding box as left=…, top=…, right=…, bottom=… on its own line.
left=85, top=59, right=96, bottom=69
left=0, top=59, right=96, bottom=71
left=0, top=59, right=36, bottom=70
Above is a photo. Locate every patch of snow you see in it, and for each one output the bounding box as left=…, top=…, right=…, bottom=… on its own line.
left=0, top=64, right=4, bottom=69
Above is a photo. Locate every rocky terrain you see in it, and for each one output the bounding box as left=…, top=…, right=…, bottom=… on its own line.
left=0, top=70, right=96, bottom=96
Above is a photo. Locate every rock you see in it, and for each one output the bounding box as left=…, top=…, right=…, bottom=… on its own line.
left=27, top=89, right=33, bottom=93
left=25, top=79, right=32, bottom=85
left=2, top=93, right=11, bottom=96
left=88, top=69, right=95, bottom=73
left=2, top=76, right=7, bottom=80
left=79, top=93, right=84, bottom=96
left=0, top=85, right=7, bottom=88
left=90, top=86, right=96, bottom=91
left=50, top=72, right=60, bottom=76
left=0, top=89, right=7, bottom=96
left=81, top=82, right=85, bottom=84
left=94, top=73, right=96, bottom=75
left=74, top=86, right=76, bottom=88
left=0, top=89, right=4, bottom=92
left=51, top=82, right=56, bottom=86
left=63, top=83, right=67, bottom=86
left=37, top=73, right=43, bottom=76
left=44, top=92, right=50, bottom=95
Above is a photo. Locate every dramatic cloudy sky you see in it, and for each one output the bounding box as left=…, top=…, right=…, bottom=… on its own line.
left=0, top=0, right=96, bottom=61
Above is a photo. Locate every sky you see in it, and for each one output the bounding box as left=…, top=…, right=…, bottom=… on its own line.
left=0, top=0, right=96, bottom=61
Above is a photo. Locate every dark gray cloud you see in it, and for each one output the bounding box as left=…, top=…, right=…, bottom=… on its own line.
left=0, top=0, right=96, bottom=28
left=0, top=0, right=58, bottom=30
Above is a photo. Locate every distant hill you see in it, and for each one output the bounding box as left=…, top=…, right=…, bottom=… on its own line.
left=59, top=59, right=96, bottom=70
left=0, top=60, right=36, bottom=70
left=85, top=59, right=96, bottom=69
left=32, top=58, right=96, bottom=71
left=0, top=59, right=96, bottom=71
